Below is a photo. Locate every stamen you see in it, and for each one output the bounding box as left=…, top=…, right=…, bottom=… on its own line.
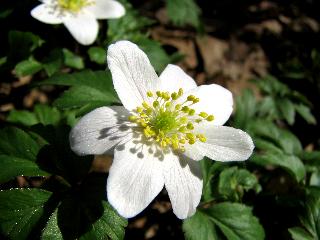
left=128, top=88, right=214, bottom=151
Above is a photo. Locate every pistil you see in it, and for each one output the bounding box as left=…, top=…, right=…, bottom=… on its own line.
left=128, top=87, right=214, bottom=152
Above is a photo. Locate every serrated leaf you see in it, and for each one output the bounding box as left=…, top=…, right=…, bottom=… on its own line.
left=42, top=173, right=127, bottom=240
left=63, top=48, right=84, bottom=69
left=40, top=70, right=120, bottom=110
left=7, top=110, right=38, bottom=126
left=218, top=167, right=259, bottom=201
left=41, top=70, right=117, bottom=94
left=288, top=190, right=320, bottom=239
left=295, top=104, right=316, bottom=124
left=249, top=119, right=302, bottom=155
left=184, top=202, right=265, bottom=240
left=0, top=188, right=53, bottom=240
left=183, top=210, right=218, bottom=240
left=88, top=47, right=106, bottom=65
left=0, top=127, right=49, bottom=182
left=136, top=38, right=170, bottom=72
left=0, top=127, right=44, bottom=160
left=42, top=48, right=63, bottom=76
left=166, top=0, right=201, bottom=27
left=0, top=155, right=49, bottom=182
left=279, top=98, right=295, bottom=125
left=14, top=58, right=43, bottom=77
left=7, top=105, right=61, bottom=127
left=34, top=104, right=61, bottom=125
left=53, top=85, right=117, bottom=109
left=8, top=31, right=44, bottom=61
left=42, top=208, right=63, bottom=240
left=251, top=152, right=305, bottom=182
left=233, top=89, right=256, bottom=129
left=107, top=2, right=154, bottom=43
left=289, top=227, right=314, bottom=240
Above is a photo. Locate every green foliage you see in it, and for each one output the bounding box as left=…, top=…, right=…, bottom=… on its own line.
left=0, top=189, right=52, bottom=239
left=233, top=89, right=307, bottom=182
left=288, top=189, right=320, bottom=239
left=40, top=70, right=120, bottom=114
left=253, top=75, right=316, bottom=125
left=63, top=48, right=85, bottom=70
left=88, top=47, right=106, bottom=65
left=218, top=167, right=260, bottom=201
left=8, top=31, right=44, bottom=62
left=166, top=0, right=201, bottom=28
left=14, top=57, right=43, bottom=77
left=183, top=203, right=265, bottom=240
left=7, top=104, right=61, bottom=126
left=0, top=127, right=49, bottom=183
left=0, top=124, right=127, bottom=239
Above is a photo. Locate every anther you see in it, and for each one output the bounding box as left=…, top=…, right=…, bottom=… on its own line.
left=206, top=115, right=214, bottom=121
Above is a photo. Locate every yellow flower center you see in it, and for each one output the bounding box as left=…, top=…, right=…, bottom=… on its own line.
left=128, top=88, right=214, bottom=152
left=57, top=0, right=93, bottom=12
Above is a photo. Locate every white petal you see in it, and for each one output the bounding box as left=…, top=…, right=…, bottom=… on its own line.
left=31, top=4, right=63, bottom=24
left=182, top=144, right=204, bottom=161
left=63, top=11, right=98, bottom=45
left=163, top=153, right=202, bottom=219
left=87, top=0, right=125, bottom=19
left=107, top=40, right=160, bottom=111
left=69, top=106, right=132, bottom=156
left=197, top=124, right=254, bottom=162
left=159, top=64, right=197, bottom=93
left=183, top=84, right=233, bottom=126
left=107, top=139, right=164, bottom=218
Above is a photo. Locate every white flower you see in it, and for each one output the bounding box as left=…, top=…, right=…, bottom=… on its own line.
left=30, top=0, right=125, bottom=45
left=69, top=40, right=254, bottom=219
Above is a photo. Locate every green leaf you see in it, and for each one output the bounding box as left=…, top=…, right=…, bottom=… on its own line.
left=295, top=104, right=316, bottom=124
left=288, top=190, right=320, bottom=239
left=0, top=188, right=53, bottom=240
left=53, top=85, right=116, bottom=109
left=34, top=104, right=61, bottom=125
left=0, top=155, right=49, bottom=183
left=7, top=110, right=38, bottom=126
left=249, top=119, right=302, bottom=155
left=207, top=202, right=265, bottom=240
left=300, top=151, right=320, bottom=166
left=166, top=0, right=201, bottom=27
left=183, top=210, right=218, bottom=240
left=289, top=227, right=314, bottom=240
left=0, top=56, right=7, bottom=66
left=107, top=2, right=154, bottom=43
left=41, top=208, right=63, bottom=240
left=233, top=89, right=257, bottom=129
left=184, top=203, right=265, bottom=240
left=88, top=47, right=106, bottom=65
left=251, top=152, right=305, bottom=182
left=63, top=48, right=84, bottom=69
left=14, top=58, right=43, bottom=77
left=257, top=96, right=277, bottom=119
left=0, top=127, right=49, bottom=182
left=42, top=173, right=127, bottom=240
left=218, top=167, right=259, bottom=201
left=42, top=48, right=63, bottom=76
left=278, top=98, right=295, bottom=125
left=40, top=70, right=120, bottom=111
left=136, top=38, right=171, bottom=72
left=7, top=105, right=61, bottom=126
left=0, top=127, right=44, bottom=160
left=8, top=31, right=44, bottom=61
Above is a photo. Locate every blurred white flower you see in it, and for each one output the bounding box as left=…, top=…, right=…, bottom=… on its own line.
left=69, top=40, right=254, bottom=219
left=31, top=0, right=125, bottom=45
